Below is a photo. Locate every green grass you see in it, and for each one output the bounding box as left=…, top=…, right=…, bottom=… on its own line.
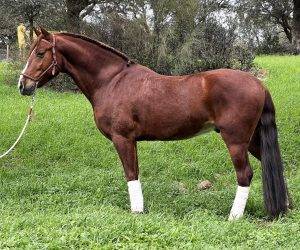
left=0, top=56, right=299, bottom=249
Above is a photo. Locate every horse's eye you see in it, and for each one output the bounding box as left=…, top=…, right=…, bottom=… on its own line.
left=36, top=52, right=45, bottom=58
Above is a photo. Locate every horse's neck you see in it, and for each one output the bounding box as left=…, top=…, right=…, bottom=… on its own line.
left=57, top=35, right=127, bottom=102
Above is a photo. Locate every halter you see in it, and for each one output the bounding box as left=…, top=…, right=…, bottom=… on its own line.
left=21, top=35, right=60, bottom=82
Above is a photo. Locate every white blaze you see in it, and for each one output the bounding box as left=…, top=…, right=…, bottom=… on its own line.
left=18, top=47, right=36, bottom=89
left=127, top=179, right=144, bottom=213
left=229, top=185, right=250, bottom=221
left=18, top=61, right=29, bottom=88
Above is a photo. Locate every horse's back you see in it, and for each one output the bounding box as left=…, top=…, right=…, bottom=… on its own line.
left=128, top=67, right=266, bottom=120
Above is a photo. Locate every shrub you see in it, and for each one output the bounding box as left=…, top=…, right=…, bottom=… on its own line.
left=1, top=61, right=21, bottom=86
left=1, top=61, right=78, bottom=93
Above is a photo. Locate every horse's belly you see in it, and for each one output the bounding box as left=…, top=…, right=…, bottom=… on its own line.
left=193, top=121, right=215, bottom=136
left=138, top=119, right=216, bottom=141
left=169, top=121, right=215, bottom=140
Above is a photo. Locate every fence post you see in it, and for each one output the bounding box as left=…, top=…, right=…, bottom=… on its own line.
left=6, top=44, right=10, bottom=60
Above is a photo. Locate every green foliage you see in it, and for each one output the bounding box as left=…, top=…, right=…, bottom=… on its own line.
left=83, top=1, right=254, bottom=75
left=1, top=62, right=79, bottom=92
left=256, top=31, right=295, bottom=54
left=235, top=0, right=295, bottom=54
left=0, top=61, right=21, bottom=85
left=0, top=56, right=299, bottom=248
left=0, top=0, right=67, bottom=42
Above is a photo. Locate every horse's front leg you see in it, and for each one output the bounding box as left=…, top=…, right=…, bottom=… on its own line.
left=112, top=134, right=144, bottom=213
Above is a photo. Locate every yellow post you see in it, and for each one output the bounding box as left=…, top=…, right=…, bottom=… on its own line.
left=17, top=23, right=26, bottom=60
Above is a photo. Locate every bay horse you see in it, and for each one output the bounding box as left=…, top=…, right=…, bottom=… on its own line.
left=18, top=27, right=288, bottom=220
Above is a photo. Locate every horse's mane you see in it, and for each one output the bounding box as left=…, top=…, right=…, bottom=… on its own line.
left=59, top=32, right=134, bottom=64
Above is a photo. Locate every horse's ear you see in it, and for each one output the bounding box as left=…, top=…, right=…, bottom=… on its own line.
left=33, top=27, right=41, bottom=36
left=39, top=26, right=51, bottom=40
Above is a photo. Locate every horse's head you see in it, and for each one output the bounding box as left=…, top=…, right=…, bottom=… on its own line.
left=18, top=27, right=60, bottom=96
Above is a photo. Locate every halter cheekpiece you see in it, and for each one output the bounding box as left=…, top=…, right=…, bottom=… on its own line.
left=21, top=35, right=59, bottom=82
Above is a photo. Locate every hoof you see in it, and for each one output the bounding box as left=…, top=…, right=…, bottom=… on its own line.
left=228, top=214, right=243, bottom=221
left=131, top=210, right=144, bottom=214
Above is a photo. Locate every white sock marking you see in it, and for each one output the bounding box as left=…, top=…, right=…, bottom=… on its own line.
left=229, top=185, right=249, bottom=221
left=127, top=179, right=144, bottom=213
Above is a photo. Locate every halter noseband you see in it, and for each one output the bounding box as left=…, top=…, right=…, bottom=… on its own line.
left=21, top=35, right=60, bottom=82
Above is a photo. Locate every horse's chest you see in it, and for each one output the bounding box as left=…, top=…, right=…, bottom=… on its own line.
left=93, top=108, right=114, bottom=139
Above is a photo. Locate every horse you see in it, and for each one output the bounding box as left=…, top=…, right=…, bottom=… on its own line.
left=18, top=27, right=288, bottom=220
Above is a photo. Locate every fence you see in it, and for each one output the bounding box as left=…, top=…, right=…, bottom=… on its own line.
left=0, top=47, right=8, bottom=60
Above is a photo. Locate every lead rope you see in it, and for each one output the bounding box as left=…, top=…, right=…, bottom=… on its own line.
left=0, top=90, right=36, bottom=159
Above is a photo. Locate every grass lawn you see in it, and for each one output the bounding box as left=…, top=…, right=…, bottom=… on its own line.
left=0, top=56, right=299, bottom=249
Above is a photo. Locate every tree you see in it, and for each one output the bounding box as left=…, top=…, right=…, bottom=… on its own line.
left=65, top=0, right=92, bottom=33
left=0, top=0, right=43, bottom=42
left=80, top=0, right=252, bottom=74
left=21, top=0, right=42, bottom=42
left=236, top=0, right=295, bottom=51
left=0, top=0, right=258, bottom=71
left=0, top=0, right=64, bottom=43
left=293, top=0, right=300, bottom=53
left=260, top=0, right=293, bottom=43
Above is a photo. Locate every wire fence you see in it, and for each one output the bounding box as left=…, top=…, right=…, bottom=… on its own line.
left=0, top=48, right=7, bottom=60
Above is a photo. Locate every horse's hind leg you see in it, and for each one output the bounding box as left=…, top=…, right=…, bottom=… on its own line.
left=248, top=125, right=261, bottom=160
left=220, top=131, right=253, bottom=220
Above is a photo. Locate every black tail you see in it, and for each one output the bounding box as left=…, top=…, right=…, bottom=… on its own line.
left=259, top=90, right=287, bottom=218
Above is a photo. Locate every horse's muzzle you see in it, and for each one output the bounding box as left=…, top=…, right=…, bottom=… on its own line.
left=18, top=77, right=36, bottom=96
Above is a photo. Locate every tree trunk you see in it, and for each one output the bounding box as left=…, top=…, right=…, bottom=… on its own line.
left=66, top=0, right=89, bottom=33
left=149, top=0, right=162, bottom=68
left=29, top=17, right=34, bottom=44
left=281, top=14, right=293, bottom=43
left=293, top=0, right=300, bottom=54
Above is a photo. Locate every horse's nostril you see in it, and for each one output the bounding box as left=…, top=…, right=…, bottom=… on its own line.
left=18, top=79, right=25, bottom=93
left=19, top=82, right=24, bottom=91
left=18, top=76, right=24, bottom=89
